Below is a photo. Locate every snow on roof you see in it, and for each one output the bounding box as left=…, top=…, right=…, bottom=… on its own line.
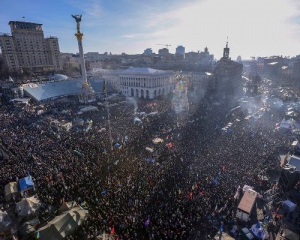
left=121, top=66, right=172, bottom=75
left=23, top=78, right=111, bottom=101
left=288, top=155, right=300, bottom=171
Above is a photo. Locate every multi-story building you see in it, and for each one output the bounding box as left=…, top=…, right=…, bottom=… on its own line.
left=175, top=46, right=185, bottom=59
left=119, top=67, right=175, bottom=99
left=213, top=41, right=243, bottom=104
left=158, top=48, right=169, bottom=56
left=185, top=71, right=215, bottom=92
left=0, top=21, right=62, bottom=73
left=143, top=48, right=153, bottom=55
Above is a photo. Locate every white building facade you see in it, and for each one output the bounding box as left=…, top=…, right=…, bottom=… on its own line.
left=119, top=67, right=175, bottom=99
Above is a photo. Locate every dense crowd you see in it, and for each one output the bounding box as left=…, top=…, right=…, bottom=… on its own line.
left=0, top=88, right=294, bottom=239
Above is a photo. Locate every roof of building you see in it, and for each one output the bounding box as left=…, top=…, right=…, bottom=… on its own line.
left=23, top=78, right=112, bottom=101
left=120, top=66, right=172, bottom=75
left=8, top=21, right=42, bottom=26
left=288, top=155, right=300, bottom=171
left=237, top=189, right=257, bottom=213
left=49, top=74, right=69, bottom=81
left=192, top=72, right=213, bottom=76
left=182, top=71, right=213, bottom=76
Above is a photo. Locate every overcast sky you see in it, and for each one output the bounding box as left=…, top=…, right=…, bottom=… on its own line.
left=0, top=0, right=299, bottom=59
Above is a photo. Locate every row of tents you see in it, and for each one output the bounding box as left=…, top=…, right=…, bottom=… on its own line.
left=5, top=176, right=35, bottom=202
left=3, top=176, right=88, bottom=239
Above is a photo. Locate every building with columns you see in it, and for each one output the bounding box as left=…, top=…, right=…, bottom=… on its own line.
left=119, top=67, right=175, bottom=99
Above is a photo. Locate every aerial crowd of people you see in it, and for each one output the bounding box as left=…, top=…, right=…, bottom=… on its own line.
left=0, top=84, right=294, bottom=239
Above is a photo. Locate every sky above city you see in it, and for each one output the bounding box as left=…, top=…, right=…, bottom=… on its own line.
left=0, top=0, right=299, bottom=59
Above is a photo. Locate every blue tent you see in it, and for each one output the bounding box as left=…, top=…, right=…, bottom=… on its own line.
left=19, top=176, right=34, bottom=192
left=114, top=143, right=121, bottom=148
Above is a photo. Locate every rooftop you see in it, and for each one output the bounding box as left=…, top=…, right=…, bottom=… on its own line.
left=23, top=78, right=112, bottom=102
left=288, top=155, right=300, bottom=172
left=120, top=66, right=172, bottom=75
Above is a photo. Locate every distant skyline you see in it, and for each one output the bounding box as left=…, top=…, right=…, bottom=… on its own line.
left=0, top=0, right=300, bottom=59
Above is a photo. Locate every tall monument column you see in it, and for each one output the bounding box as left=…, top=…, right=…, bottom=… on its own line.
left=72, top=14, right=94, bottom=103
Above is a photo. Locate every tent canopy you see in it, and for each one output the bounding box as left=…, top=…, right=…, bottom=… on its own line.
left=280, top=228, right=300, bottom=240
left=282, top=200, right=297, bottom=213
left=16, top=196, right=41, bottom=217
left=19, top=176, right=34, bottom=192
left=38, top=207, right=87, bottom=240
left=0, top=210, right=12, bottom=233
left=4, top=182, right=18, bottom=202
left=57, top=202, right=71, bottom=214
left=152, top=138, right=163, bottom=144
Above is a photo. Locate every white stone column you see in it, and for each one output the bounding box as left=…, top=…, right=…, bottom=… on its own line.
left=77, top=38, right=87, bottom=82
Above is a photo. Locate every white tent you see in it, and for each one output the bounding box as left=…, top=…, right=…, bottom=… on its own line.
left=278, top=228, right=300, bottom=240
left=4, top=182, right=18, bottom=202
left=282, top=200, right=297, bottom=213
left=242, top=185, right=253, bottom=192
left=279, top=119, right=295, bottom=129
left=16, top=195, right=41, bottom=217
left=152, top=138, right=164, bottom=144
left=80, top=106, right=98, bottom=113
left=61, top=122, right=72, bottom=131
left=0, top=210, right=12, bottom=233
left=145, top=147, right=154, bottom=153
left=38, top=207, right=87, bottom=240
left=134, top=117, right=142, bottom=124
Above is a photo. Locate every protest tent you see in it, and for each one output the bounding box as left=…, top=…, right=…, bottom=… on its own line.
left=114, top=143, right=121, bottom=148
left=214, top=232, right=235, bottom=240
left=38, top=207, right=87, bottom=240
left=251, top=222, right=269, bottom=239
left=134, top=117, right=142, bottom=124
left=16, top=195, right=41, bottom=217
left=19, top=176, right=34, bottom=194
left=80, top=106, right=98, bottom=113
left=19, top=218, right=40, bottom=236
left=0, top=210, right=12, bottom=234
left=288, top=155, right=300, bottom=171
left=4, top=182, right=18, bottom=202
left=242, top=185, right=253, bottom=192
left=278, top=228, right=299, bottom=240
left=145, top=147, right=154, bottom=153
left=282, top=200, right=297, bottom=213
left=57, top=202, right=71, bottom=214
left=291, top=140, right=300, bottom=147
left=152, top=138, right=163, bottom=144
left=279, top=119, right=295, bottom=129
left=98, top=127, right=106, bottom=133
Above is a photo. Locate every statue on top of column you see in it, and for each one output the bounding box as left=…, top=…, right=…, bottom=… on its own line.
left=72, top=14, right=82, bottom=33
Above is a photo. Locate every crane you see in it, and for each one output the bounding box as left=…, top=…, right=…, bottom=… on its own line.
left=156, top=44, right=171, bottom=49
